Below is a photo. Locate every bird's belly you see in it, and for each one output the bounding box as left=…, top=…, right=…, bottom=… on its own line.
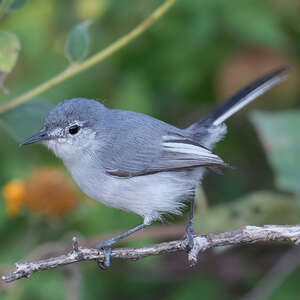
left=66, top=162, right=204, bottom=222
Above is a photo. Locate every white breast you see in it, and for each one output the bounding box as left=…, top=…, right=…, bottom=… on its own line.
left=65, top=158, right=204, bottom=223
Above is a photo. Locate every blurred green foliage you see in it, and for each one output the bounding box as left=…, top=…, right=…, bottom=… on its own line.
left=251, top=111, right=300, bottom=195
left=0, top=99, right=53, bottom=141
left=0, top=31, right=19, bottom=73
left=65, top=20, right=91, bottom=64
left=0, top=0, right=300, bottom=299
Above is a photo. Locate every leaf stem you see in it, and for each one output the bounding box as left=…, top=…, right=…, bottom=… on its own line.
left=0, top=0, right=176, bottom=114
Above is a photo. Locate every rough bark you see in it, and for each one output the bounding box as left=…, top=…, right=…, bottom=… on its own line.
left=2, top=224, right=300, bottom=283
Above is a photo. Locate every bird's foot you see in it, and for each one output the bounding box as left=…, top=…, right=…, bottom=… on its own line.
left=184, top=223, right=194, bottom=251
left=96, top=240, right=114, bottom=269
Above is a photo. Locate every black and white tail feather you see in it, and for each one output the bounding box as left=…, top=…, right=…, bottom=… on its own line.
left=187, top=66, right=289, bottom=150
left=151, top=67, right=290, bottom=177
left=107, top=67, right=289, bottom=178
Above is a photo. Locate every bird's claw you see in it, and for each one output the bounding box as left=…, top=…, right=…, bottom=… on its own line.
left=96, top=240, right=113, bottom=269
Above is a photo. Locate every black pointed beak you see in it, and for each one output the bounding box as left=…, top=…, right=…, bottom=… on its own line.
left=19, top=130, right=50, bottom=147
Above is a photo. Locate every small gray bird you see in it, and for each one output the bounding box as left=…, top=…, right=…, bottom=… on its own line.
left=21, top=67, right=289, bottom=267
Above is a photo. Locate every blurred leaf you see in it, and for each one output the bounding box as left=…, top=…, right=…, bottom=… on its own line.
left=0, top=31, right=20, bottom=73
left=0, top=30, right=20, bottom=92
left=250, top=111, right=300, bottom=194
left=196, top=191, right=300, bottom=233
left=0, top=0, right=12, bottom=19
left=0, top=99, right=54, bottom=142
left=10, top=0, right=27, bottom=11
left=75, top=0, right=108, bottom=21
left=224, top=1, right=286, bottom=46
left=65, top=20, right=91, bottom=64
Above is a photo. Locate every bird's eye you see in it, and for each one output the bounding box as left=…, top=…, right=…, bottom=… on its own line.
left=69, top=125, right=80, bottom=135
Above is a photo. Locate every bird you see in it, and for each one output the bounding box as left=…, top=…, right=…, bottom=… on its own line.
left=20, top=67, right=289, bottom=268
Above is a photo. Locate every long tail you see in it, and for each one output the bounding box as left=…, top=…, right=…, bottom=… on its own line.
left=195, top=66, right=290, bottom=128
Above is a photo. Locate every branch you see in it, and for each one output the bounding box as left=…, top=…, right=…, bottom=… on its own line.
left=2, top=224, right=300, bottom=283
left=0, top=0, right=176, bottom=114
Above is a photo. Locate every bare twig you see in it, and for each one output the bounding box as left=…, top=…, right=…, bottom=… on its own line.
left=2, top=224, right=300, bottom=283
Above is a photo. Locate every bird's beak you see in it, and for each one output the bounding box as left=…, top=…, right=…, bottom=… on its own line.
left=19, top=130, right=50, bottom=147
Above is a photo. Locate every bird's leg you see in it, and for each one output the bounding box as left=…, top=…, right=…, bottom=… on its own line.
left=96, top=222, right=150, bottom=268
left=185, top=190, right=195, bottom=251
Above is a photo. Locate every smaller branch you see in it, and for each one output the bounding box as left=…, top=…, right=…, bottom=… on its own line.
left=2, top=224, right=300, bottom=283
left=72, top=237, right=79, bottom=252
left=0, top=0, right=176, bottom=114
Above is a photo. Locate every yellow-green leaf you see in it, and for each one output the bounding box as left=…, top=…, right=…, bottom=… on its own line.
left=0, top=30, right=20, bottom=73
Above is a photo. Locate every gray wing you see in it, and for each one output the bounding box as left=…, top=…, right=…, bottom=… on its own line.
left=103, top=130, right=229, bottom=178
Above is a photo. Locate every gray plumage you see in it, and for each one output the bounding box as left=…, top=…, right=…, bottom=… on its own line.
left=42, top=98, right=226, bottom=222
left=20, top=67, right=289, bottom=266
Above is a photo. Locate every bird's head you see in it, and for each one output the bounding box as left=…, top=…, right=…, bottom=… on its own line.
left=20, top=98, right=105, bottom=161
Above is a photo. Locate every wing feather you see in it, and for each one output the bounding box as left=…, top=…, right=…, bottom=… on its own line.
left=106, top=134, right=229, bottom=177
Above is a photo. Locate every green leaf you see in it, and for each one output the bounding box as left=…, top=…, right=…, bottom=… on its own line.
left=250, top=111, right=300, bottom=194
left=0, top=30, right=20, bottom=73
left=10, top=0, right=27, bottom=11
left=0, top=30, right=20, bottom=91
left=65, top=20, right=91, bottom=64
left=0, top=99, right=54, bottom=142
left=0, top=30, right=21, bottom=92
left=224, top=1, right=286, bottom=46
